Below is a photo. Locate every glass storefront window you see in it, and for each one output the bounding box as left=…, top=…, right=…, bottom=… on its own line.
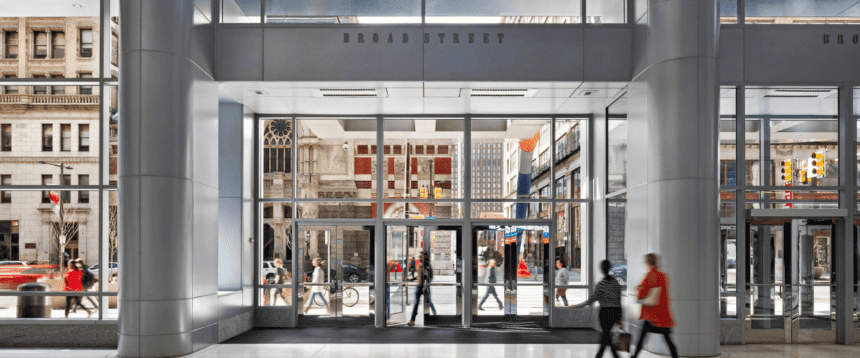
left=383, top=202, right=464, bottom=219
left=471, top=202, right=548, bottom=220
left=721, top=87, right=738, bottom=186
left=555, top=202, right=587, bottom=285
left=265, top=0, right=421, bottom=24
left=746, top=87, right=839, bottom=188
left=223, top=0, right=262, bottom=23
left=855, top=87, right=860, bottom=187
left=296, top=118, right=376, bottom=200
left=607, top=94, right=627, bottom=194
left=0, top=3, right=115, bottom=320
left=426, top=0, right=582, bottom=24
left=721, top=0, right=738, bottom=24
left=383, top=119, right=464, bottom=200
left=261, top=119, right=293, bottom=199
left=586, top=0, right=626, bottom=24
left=471, top=118, right=552, bottom=201
left=745, top=0, right=860, bottom=24
left=555, top=119, right=587, bottom=199
left=261, top=202, right=293, bottom=285
left=296, top=201, right=374, bottom=219
left=606, top=199, right=627, bottom=286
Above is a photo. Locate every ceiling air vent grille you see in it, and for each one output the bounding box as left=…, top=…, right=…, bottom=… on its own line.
left=311, top=88, right=388, bottom=98
left=322, top=94, right=377, bottom=97
left=764, top=88, right=837, bottom=98
left=467, top=88, right=538, bottom=97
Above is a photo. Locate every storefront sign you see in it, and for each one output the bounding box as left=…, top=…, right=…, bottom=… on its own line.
left=25, top=243, right=36, bottom=249
left=823, top=33, right=860, bottom=44
left=344, top=32, right=505, bottom=44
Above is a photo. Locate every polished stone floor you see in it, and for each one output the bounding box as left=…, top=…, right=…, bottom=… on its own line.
left=1, top=344, right=859, bottom=358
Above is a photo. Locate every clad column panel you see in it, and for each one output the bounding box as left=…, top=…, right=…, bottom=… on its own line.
left=119, top=1, right=211, bottom=357
left=628, top=0, right=720, bottom=356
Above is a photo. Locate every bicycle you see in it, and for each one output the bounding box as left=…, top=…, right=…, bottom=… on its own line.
left=310, top=285, right=363, bottom=307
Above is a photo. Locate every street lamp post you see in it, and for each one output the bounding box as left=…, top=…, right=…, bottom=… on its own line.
left=37, top=161, right=73, bottom=270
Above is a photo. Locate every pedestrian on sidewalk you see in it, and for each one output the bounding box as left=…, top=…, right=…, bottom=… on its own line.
left=76, top=259, right=99, bottom=310
left=478, top=259, right=503, bottom=311
left=64, top=259, right=92, bottom=318
left=631, top=253, right=678, bottom=358
left=571, top=260, right=622, bottom=358
left=407, top=251, right=436, bottom=326
left=555, top=259, right=570, bottom=306
left=303, top=258, right=328, bottom=314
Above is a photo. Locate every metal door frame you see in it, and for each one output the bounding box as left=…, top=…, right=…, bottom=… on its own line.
left=471, top=221, right=553, bottom=327
left=744, top=216, right=840, bottom=343
left=382, top=223, right=464, bottom=326
left=295, top=221, right=376, bottom=326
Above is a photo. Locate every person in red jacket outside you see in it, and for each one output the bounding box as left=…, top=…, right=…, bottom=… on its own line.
left=64, top=260, right=93, bottom=318
left=631, top=253, right=678, bottom=358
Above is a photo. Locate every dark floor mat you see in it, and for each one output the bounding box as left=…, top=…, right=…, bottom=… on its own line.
left=224, top=325, right=599, bottom=344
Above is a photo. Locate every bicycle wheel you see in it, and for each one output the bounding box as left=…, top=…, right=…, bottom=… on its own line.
left=343, top=287, right=359, bottom=307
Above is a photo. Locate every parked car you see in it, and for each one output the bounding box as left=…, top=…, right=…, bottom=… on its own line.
left=727, top=258, right=736, bottom=269
left=0, top=265, right=60, bottom=290
left=88, top=262, right=118, bottom=278
left=0, top=260, right=30, bottom=267
left=609, top=264, right=627, bottom=285
left=263, top=261, right=279, bottom=284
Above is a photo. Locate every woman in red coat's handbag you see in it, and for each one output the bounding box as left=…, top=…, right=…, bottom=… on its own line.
left=631, top=253, right=678, bottom=358
left=64, top=261, right=92, bottom=318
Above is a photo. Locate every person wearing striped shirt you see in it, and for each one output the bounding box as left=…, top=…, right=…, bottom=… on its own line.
left=571, top=260, right=622, bottom=358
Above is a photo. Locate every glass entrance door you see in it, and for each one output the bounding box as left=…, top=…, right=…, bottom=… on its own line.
left=298, top=224, right=374, bottom=326
left=472, top=225, right=550, bottom=326
left=384, top=225, right=462, bottom=327
left=745, top=218, right=837, bottom=343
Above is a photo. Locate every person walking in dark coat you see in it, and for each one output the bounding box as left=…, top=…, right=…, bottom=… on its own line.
left=571, top=260, right=622, bottom=358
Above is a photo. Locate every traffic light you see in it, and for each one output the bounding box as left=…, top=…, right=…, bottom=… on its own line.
left=810, top=153, right=824, bottom=177
left=435, top=187, right=442, bottom=199
left=780, top=160, right=792, bottom=182
left=420, top=186, right=427, bottom=199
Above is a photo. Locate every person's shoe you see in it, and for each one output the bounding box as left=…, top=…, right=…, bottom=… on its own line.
left=87, top=309, right=93, bottom=318
left=386, top=319, right=391, bottom=325
left=407, top=321, right=415, bottom=326
left=478, top=307, right=484, bottom=311
left=498, top=306, right=504, bottom=310
left=303, top=306, right=310, bottom=314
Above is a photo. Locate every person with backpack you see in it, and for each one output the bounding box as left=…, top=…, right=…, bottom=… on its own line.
left=76, top=259, right=99, bottom=311
left=271, top=259, right=290, bottom=306
left=478, top=259, right=503, bottom=311
left=407, top=251, right=436, bottom=326
left=64, top=259, right=93, bottom=318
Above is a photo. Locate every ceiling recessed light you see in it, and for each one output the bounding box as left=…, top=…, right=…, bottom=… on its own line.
left=72, top=4, right=83, bottom=8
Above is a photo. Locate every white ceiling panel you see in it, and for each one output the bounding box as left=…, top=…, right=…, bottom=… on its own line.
left=242, top=96, right=292, bottom=114
left=219, top=81, right=627, bottom=115
left=0, top=0, right=103, bottom=16
left=387, top=88, right=425, bottom=98
left=424, top=88, right=462, bottom=98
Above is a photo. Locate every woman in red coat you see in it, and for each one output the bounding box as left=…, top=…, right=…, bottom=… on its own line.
left=64, top=261, right=92, bottom=318
left=631, top=253, right=678, bottom=358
